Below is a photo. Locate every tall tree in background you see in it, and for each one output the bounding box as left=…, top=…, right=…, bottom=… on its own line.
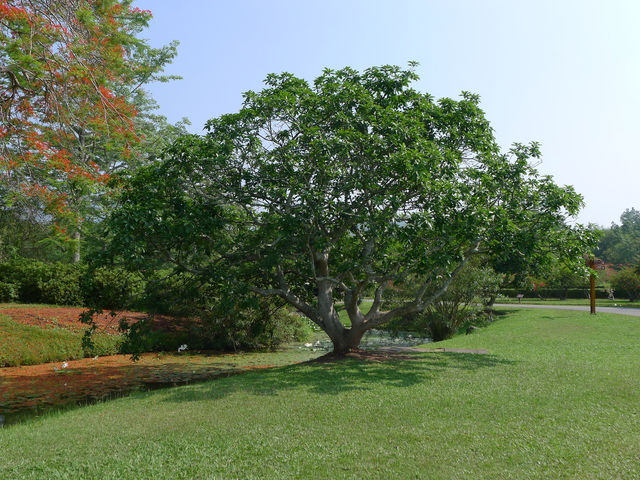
left=597, top=208, right=640, bottom=266
left=0, top=0, right=179, bottom=261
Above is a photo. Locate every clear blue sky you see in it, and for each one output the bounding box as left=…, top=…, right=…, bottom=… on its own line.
left=137, top=0, right=639, bottom=227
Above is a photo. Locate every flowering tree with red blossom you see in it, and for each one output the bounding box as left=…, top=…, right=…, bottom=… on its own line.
left=0, top=0, right=178, bottom=261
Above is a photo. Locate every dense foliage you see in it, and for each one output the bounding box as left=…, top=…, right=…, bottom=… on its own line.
left=0, top=0, right=181, bottom=262
left=385, top=263, right=502, bottom=340
left=596, top=208, right=640, bottom=266
left=0, top=257, right=311, bottom=353
left=0, top=257, right=101, bottom=305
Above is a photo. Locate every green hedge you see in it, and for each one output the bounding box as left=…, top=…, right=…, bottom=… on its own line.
left=0, top=258, right=140, bottom=307
left=500, top=287, right=610, bottom=299
left=80, top=266, right=144, bottom=310
left=0, top=258, right=85, bottom=305
left=0, top=281, right=19, bottom=302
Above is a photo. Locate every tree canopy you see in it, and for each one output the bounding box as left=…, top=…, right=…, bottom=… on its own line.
left=105, top=65, right=596, bottom=353
left=596, top=208, right=640, bottom=266
left=0, top=0, right=180, bottom=261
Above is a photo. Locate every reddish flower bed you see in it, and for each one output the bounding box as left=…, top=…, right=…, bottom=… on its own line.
left=0, top=305, right=185, bottom=334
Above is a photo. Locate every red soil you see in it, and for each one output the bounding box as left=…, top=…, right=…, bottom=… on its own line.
left=0, top=305, right=184, bottom=334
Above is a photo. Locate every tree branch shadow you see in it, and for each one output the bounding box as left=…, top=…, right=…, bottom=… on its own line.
left=161, top=352, right=516, bottom=403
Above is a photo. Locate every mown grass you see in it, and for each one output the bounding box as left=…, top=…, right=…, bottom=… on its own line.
left=1, top=307, right=639, bottom=479
left=497, top=297, right=640, bottom=307
left=0, top=314, right=121, bottom=367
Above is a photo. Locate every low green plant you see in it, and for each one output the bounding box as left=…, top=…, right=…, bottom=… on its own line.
left=0, top=281, right=18, bottom=302
left=39, top=264, right=85, bottom=306
left=111, top=275, right=313, bottom=356
left=0, top=257, right=50, bottom=302
left=0, top=258, right=85, bottom=305
left=386, top=264, right=501, bottom=340
left=500, top=286, right=609, bottom=299
left=611, top=267, right=640, bottom=301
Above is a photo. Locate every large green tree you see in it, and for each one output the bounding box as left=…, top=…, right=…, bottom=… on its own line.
left=106, top=65, right=595, bottom=353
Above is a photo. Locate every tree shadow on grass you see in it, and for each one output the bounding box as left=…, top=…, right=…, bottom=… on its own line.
left=161, top=352, right=516, bottom=403
left=1, top=352, right=515, bottom=425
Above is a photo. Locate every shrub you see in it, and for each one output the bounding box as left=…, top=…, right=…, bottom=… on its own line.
left=0, top=257, right=148, bottom=307
left=39, top=263, right=85, bottom=305
left=0, top=258, right=85, bottom=305
left=137, top=271, right=199, bottom=315
left=0, top=281, right=18, bottom=302
left=611, top=267, right=640, bottom=301
left=115, top=275, right=313, bottom=355
left=186, top=296, right=313, bottom=352
left=0, top=257, right=50, bottom=302
left=81, top=266, right=145, bottom=310
left=385, top=264, right=502, bottom=341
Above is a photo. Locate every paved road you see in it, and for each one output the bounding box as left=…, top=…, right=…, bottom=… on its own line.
left=494, top=304, right=640, bottom=317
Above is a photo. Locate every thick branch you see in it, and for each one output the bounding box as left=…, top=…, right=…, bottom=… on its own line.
left=344, top=283, right=365, bottom=327
left=248, top=285, right=321, bottom=326
left=363, top=280, right=389, bottom=322
left=249, top=265, right=322, bottom=327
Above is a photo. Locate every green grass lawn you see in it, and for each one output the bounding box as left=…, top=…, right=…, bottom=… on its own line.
left=1, top=307, right=639, bottom=479
left=0, top=314, right=121, bottom=367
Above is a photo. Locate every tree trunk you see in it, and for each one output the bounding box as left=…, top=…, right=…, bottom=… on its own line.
left=327, top=326, right=366, bottom=355
left=312, top=250, right=367, bottom=355
left=73, top=229, right=81, bottom=263
left=485, top=294, right=496, bottom=308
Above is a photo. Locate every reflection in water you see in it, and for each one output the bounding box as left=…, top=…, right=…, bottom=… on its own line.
left=297, top=330, right=432, bottom=352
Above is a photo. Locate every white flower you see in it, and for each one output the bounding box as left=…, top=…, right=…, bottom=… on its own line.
left=93, top=355, right=99, bottom=360
left=304, top=343, right=313, bottom=348
left=61, top=362, right=68, bottom=369
left=314, top=340, right=321, bottom=346
left=178, top=344, right=188, bottom=352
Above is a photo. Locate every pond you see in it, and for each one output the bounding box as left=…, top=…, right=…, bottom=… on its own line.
left=294, top=329, right=432, bottom=352
left=0, top=330, right=431, bottom=427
